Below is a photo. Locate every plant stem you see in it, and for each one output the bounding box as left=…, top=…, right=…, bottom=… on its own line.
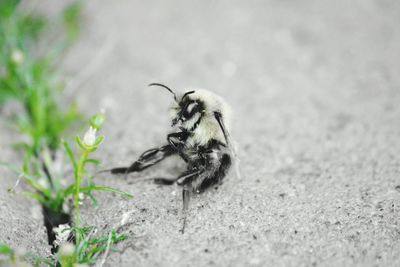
left=74, top=149, right=89, bottom=234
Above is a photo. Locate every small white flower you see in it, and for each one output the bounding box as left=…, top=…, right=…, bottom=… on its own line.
left=53, top=224, right=72, bottom=247
left=83, top=126, right=97, bottom=146
left=37, top=177, right=49, bottom=189
left=58, top=242, right=75, bottom=257
left=78, top=192, right=85, bottom=205
left=11, top=49, right=24, bottom=65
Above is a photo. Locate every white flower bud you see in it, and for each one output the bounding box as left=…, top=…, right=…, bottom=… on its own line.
left=11, top=49, right=24, bottom=65
left=83, top=126, right=97, bottom=146
left=37, top=177, right=49, bottom=189
left=58, top=242, right=75, bottom=257
left=78, top=192, right=85, bottom=205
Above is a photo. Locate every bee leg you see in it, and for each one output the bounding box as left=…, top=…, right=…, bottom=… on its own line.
left=176, top=169, right=203, bottom=185
left=167, top=132, right=190, bottom=162
left=110, top=144, right=176, bottom=175
left=153, top=177, right=176, bottom=185
left=111, top=131, right=186, bottom=175
left=180, top=183, right=191, bottom=234
left=178, top=168, right=216, bottom=234
left=176, top=169, right=204, bottom=234
left=152, top=167, right=203, bottom=187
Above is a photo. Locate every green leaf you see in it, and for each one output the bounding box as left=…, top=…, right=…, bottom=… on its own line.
left=84, top=159, right=101, bottom=166
left=94, top=135, right=104, bottom=146
left=19, top=14, right=47, bottom=41
left=22, top=192, right=46, bottom=204
left=34, top=256, right=55, bottom=267
left=63, top=140, right=77, bottom=171
left=63, top=184, right=75, bottom=198
left=86, top=192, right=98, bottom=207
left=63, top=1, right=82, bottom=42
left=75, top=135, right=86, bottom=150
left=0, top=161, right=18, bottom=172
left=11, top=142, right=31, bottom=152
left=0, top=244, right=14, bottom=255
left=79, top=186, right=133, bottom=199
left=0, top=161, right=51, bottom=198
left=23, top=177, right=51, bottom=198
left=0, top=0, right=20, bottom=18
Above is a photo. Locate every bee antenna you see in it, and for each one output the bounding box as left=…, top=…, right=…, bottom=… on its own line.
left=182, top=90, right=195, bottom=100
left=148, top=83, right=177, bottom=101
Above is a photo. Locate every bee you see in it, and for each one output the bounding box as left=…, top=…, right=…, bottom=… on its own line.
left=110, top=83, right=238, bottom=232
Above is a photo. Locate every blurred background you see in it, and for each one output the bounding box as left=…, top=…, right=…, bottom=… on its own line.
left=1, top=0, right=400, bottom=266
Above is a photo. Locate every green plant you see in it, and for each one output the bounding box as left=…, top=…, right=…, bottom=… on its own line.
left=0, top=244, right=42, bottom=267
left=51, top=228, right=127, bottom=267
left=0, top=3, right=82, bottom=214
left=1, top=3, right=133, bottom=266
left=0, top=0, right=81, bottom=227
left=42, top=113, right=131, bottom=266
left=0, top=244, right=15, bottom=265
left=4, top=113, right=132, bottom=265
left=63, top=1, right=83, bottom=43
left=20, top=112, right=132, bottom=217
left=0, top=2, right=80, bottom=156
left=65, top=112, right=132, bottom=229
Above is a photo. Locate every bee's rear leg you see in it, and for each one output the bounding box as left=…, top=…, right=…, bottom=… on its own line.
left=152, top=168, right=202, bottom=186
left=180, top=183, right=191, bottom=234
left=176, top=169, right=203, bottom=185
left=153, top=177, right=176, bottom=185
left=175, top=169, right=204, bottom=234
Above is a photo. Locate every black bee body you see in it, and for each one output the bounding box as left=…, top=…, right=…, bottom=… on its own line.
left=110, top=83, right=236, bottom=232
left=171, top=133, right=232, bottom=193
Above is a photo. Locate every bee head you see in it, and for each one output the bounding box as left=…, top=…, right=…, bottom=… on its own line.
left=148, top=83, right=204, bottom=130
left=170, top=91, right=205, bottom=129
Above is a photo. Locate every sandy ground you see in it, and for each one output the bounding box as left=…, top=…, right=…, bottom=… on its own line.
left=0, top=121, right=50, bottom=260
left=2, top=0, right=400, bottom=266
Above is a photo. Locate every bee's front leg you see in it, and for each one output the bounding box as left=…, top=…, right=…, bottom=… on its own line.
left=167, top=132, right=189, bottom=161
left=110, top=144, right=176, bottom=174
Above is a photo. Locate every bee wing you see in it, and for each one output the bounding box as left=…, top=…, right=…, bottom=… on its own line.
left=214, top=111, right=232, bottom=148
left=214, top=111, right=242, bottom=179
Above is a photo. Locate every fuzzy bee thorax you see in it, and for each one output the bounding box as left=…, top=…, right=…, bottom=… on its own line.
left=169, top=89, right=231, bottom=146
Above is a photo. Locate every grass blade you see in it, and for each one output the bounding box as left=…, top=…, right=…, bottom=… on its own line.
left=80, top=186, right=133, bottom=198
left=63, top=140, right=77, bottom=171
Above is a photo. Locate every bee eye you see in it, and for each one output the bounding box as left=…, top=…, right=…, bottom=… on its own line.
left=182, top=102, right=198, bottom=118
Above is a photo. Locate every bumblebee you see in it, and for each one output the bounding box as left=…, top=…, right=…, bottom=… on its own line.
left=110, top=83, right=237, bottom=232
